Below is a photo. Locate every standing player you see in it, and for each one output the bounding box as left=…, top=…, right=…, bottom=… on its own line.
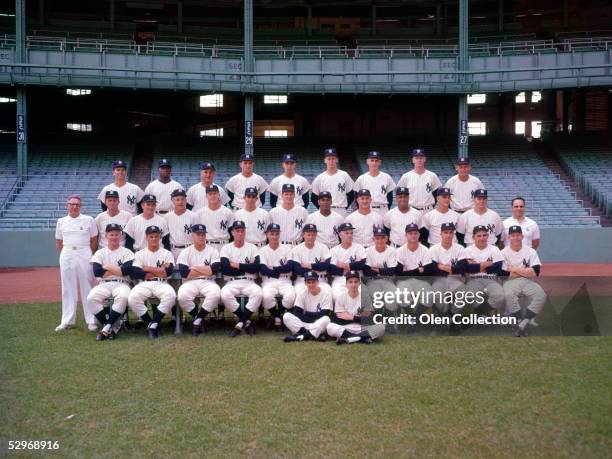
left=329, top=223, right=367, bottom=303
left=225, top=153, right=269, bottom=210
left=94, top=190, right=131, bottom=248
left=363, top=228, right=398, bottom=312
left=268, top=153, right=310, bottom=208
left=444, top=157, right=484, bottom=213
left=270, top=184, right=309, bottom=246
left=54, top=195, right=99, bottom=332
left=164, top=189, right=199, bottom=260
left=88, top=223, right=134, bottom=341
left=234, top=187, right=271, bottom=248
left=219, top=221, right=263, bottom=337
left=98, top=160, right=144, bottom=215
left=176, top=224, right=222, bottom=337
left=421, top=188, right=460, bottom=246
left=354, top=151, right=395, bottom=215
left=306, top=191, right=343, bottom=248
left=290, top=224, right=332, bottom=297
left=383, top=187, right=422, bottom=248
left=501, top=225, right=545, bottom=337
left=311, top=148, right=355, bottom=218
left=259, top=223, right=296, bottom=330
left=345, top=189, right=384, bottom=248
left=327, top=271, right=385, bottom=345
left=144, top=159, right=183, bottom=214
left=456, top=189, right=503, bottom=246
left=282, top=271, right=332, bottom=342
left=123, top=194, right=169, bottom=252
left=502, top=197, right=541, bottom=249
left=186, top=162, right=230, bottom=211
left=397, top=149, right=442, bottom=213
left=127, top=225, right=176, bottom=339
left=196, top=185, right=234, bottom=251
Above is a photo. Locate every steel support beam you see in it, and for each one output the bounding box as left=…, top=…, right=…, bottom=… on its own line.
left=16, top=0, right=28, bottom=182
left=457, top=0, right=469, bottom=158
left=244, top=0, right=254, bottom=155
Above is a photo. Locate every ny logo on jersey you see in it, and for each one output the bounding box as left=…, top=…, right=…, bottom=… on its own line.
left=244, top=257, right=251, bottom=263
left=349, top=255, right=357, bottom=263
left=381, top=184, right=387, bottom=195
left=257, top=220, right=265, bottom=231
left=156, top=260, right=164, bottom=267
left=418, top=261, right=423, bottom=268
left=117, top=260, right=124, bottom=267
left=470, top=190, right=476, bottom=198
left=450, top=257, right=458, bottom=265
left=487, top=256, right=493, bottom=262
left=426, top=183, right=433, bottom=192
left=316, top=303, right=322, bottom=312
left=522, top=258, right=530, bottom=268
left=337, top=183, right=346, bottom=192
left=296, top=186, right=304, bottom=195
left=127, top=195, right=136, bottom=205
left=382, top=262, right=389, bottom=268
left=184, top=224, right=192, bottom=234
left=220, top=220, right=228, bottom=231
left=280, top=258, right=286, bottom=265
left=204, top=259, right=211, bottom=266
left=486, top=224, right=495, bottom=234
left=314, top=257, right=322, bottom=263
left=294, top=218, right=304, bottom=229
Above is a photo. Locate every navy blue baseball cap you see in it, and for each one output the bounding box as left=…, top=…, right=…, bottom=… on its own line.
left=368, top=151, right=381, bottom=159
left=265, top=223, right=281, bottom=233
left=508, top=225, right=523, bottom=235
left=396, top=187, right=410, bottom=196
left=244, top=187, right=258, bottom=196
left=145, top=225, right=161, bottom=234
left=472, top=225, right=488, bottom=235
left=171, top=188, right=187, bottom=198
left=112, top=160, right=127, bottom=169
left=282, top=184, right=295, bottom=193
left=473, top=189, right=488, bottom=198
left=345, top=270, right=360, bottom=280
left=324, top=148, right=337, bottom=157
left=318, top=191, right=332, bottom=199
left=141, top=194, right=157, bottom=203
left=303, top=223, right=318, bottom=232
left=158, top=158, right=171, bottom=167
left=200, top=162, right=215, bottom=170
left=436, top=187, right=452, bottom=197
left=455, top=157, right=470, bottom=165
left=282, top=153, right=296, bottom=162
left=304, top=270, right=319, bottom=281
left=205, top=185, right=219, bottom=194
left=405, top=223, right=419, bottom=233
left=412, top=148, right=426, bottom=157
left=105, top=190, right=119, bottom=199
left=337, top=222, right=354, bottom=232
left=240, top=153, right=254, bottom=161
left=105, top=223, right=123, bottom=232
left=373, top=227, right=387, bottom=237
left=357, top=189, right=371, bottom=197
left=230, top=220, right=246, bottom=230
left=441, top=222, right=456, bottom=231
left=192, top=224, right=207, bottom=234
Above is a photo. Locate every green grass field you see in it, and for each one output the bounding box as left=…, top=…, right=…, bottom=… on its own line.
left=1, top=302, right=611, bottom=458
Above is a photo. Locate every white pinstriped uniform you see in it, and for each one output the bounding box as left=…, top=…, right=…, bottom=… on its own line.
left=259, top=244, right=296, bottom=310
left=234, top=207, right=271, bottom=247
left=270, top=205, right=309, bottom=245
left=98, top=182, right=144, bottom=216
left=87, top=246, right=134, bottom=315
left=186, top=182, right=230, bottom=211
left=344, top=210, right=384, bottom=248
left=176, top=244, right=222, bottom=313
left=383, top=207, right=422, bottom=247
left=144, top=179, right=184, bottom=213
left=421, top=208, right=460, bottom=245
left=196, top=206, right=234, bottom=246
left=127, top=247, right=176, bottom=317
left=219, top=242, right=263, bottom=313
left=268, top=174, right=311, bottom=206
left=306, top=210, right=343, bottom=248
left=94, top=210, right=131, bottom=248
left=457, top=209, right=503, bottom=246
left=225, top=173, right=269, bottom=210
left=164, top=209, right=199, bottom=259
left=290, top=241, right=331, bottom=297
left=326, top=290, right=385, bottom=340
left=283, top=287, right=332, bottom=339
left=123, top=214, right=169, bottom=251
left=354, top=172, right=396, bottom=214
left=364, top=245, right=398, bottom=310
left=396, top=170, right=442, bottom=210
left=394, top=243, right=434, bottom=309
left=330, top=242, right=366, bottom=301
left=311, top=170, right=354, bottom=216
left=444, top=175, right=484, bottom=212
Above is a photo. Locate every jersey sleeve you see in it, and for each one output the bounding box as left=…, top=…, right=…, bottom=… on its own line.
left=159, top=219, right=170, bottom=236
left=456, top=212, right=467, bottom=234
left=186, top=185, right=196, bottom=207
left=88, top=217, right=99, bottom=237
left=494, top=213, right=503, bottom=236
left=344, top=172, right=355, bottom=191
left=421, top=211, right=431, bottom=230
left=144, top=182, right=153, bottom=195
left=219, top=244, right=230, bottom=259
left=386, top=174, right=396, bottom=192
left=209, top=247, right=220, bottom=264
left=97, top=187, right=106, bottom=203
left=225, top=176, right=236, bottom=194
left=176, top=249, right=189, bottom=266
left=268, top=177, right=279, bottom=196
left=132, top=251, right=143, bottom=268
left=219, top=186, right=230, bottom=206
left=91, top=249, right=103, bottom=264
left=300, top=176, right=311, bottom=193
left=491, top=246, right=504, bottom=264
left=123, top=217, right=135, bottom=238
left=258, top=176, right=269, bottom=193
left=529, top=248, right=542, bottom=267
left=397, top=173, right=407, bottom=188
left=164, top=250, right=175, bottom=264
left=532, top=222, right=541, bottom=241
left=432, top=173, right=443, bottom=191
left=321, top=290, right=334, bottom=311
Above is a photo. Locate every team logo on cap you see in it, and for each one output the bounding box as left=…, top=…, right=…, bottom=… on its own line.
left=303, top=223, right=317, bottom=232
left=105, top=223, right=123, bottom=232
left=145, top=225, right=161, bottom=234
left=158, top=159, right=171, bottom=167
left=191, top=224, right=207, bottom=233
left=105, top=190, right=120, bottom=199
left=206, top=185, right=219, bottom=193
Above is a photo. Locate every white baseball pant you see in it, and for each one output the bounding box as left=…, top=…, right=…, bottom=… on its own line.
left=59, top=247, right=95, bottom=326
left=177, top=279, right=222, bottom=313
left=127, top=280, right=177, bottom=317
left=220, top=279, right=263, bottom=313
left=87, top=281, right=131, bottom=315
left=282, top=312, right=330, bottom=339
left=431, top=276, right=466, bottom=314
left=503, top=278, right=546, bottom=316
left=364, top=278, right=398, bottom=311
left=396, top=278, right=434, bottom=309
left=326, top=322, right=385, bottom=340
left=465, top=278, right=505, bottom=311
left=261, top=279, right=295, bottom=310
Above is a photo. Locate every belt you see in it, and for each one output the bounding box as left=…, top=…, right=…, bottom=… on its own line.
left=157, top=210, right=169, bottom=215
left=172, top=244, right=191, bottom=249
left=149, top=278, right=167, bottom=282
left=413, top=205, right=433, bottom=211
left=331, top=206, right=345, bottom=209
left=65, top=245, right=89, bottom=250
left=99, top=279, right=128, bottom=283
left=227, top=276, right=248, bottom=281
left=281, top=241, right=297, bottom=246
left=252, top=241, right=266, bottom=248
left=371, top=205, right=387, bottom=209
left=208, top=240, right=228, bottom=245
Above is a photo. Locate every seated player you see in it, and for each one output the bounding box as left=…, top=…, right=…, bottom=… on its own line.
left=290, top=223, right=332, bottom=297
left=176, top=224, right=222, bottom=337
left=283, top=271, right=332, bottom=342
left=127, top=225, right=176, bottom=339
left=87, top=223, right=135, bottom=341
left=327, top=271, right=385, bottom=345
left=329, top=222, right=367, bottom=303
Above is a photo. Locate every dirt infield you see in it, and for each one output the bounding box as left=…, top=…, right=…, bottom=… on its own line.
left=1, top=263, right=611, bottom=304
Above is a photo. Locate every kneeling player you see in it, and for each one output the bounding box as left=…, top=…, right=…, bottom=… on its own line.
left=327, top=271, right=385, bottom=345
left=176, top=224, right=222, bottom=336
left=283, top=271, right=331, bottom=342
left=127, top=225, right=177, bottom=338
left=88, top=223, right=135, bottom=341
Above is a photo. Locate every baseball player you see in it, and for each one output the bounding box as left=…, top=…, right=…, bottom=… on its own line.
left=164, top=189, right=199, bottom=260
left=290, top=223, right=332, bottom=297
left=395, top=223, right=435, bottom=314
left=282, top=270, right=332, bottom=342
left=225, top=153, right=269, bottom=210
left=344, top=189, right=384, bottom=248
left=456, top=189, right=503, bottom=246
left=195, top=185, right=234, bottom=250
left=444, top=157, right=484, bottom=213
left=144, top=159, right=183, bottom=214
left=396, top=148, right=442, bottom=212
left=235, top=187, right=272, bottom=248
left=94, top=190, right=131, bottom=248
left=176, top=224, right=222, bottom=337
left=327, top=271, right=385, bottom=345
left=354, top=151, right=395, bottom=215
left=127, top=225, right=176, bottom=339
left=87, top=223, right=134, bottom=341
left=54, top=195, right=99, bottom=332
left=383, top=187, right=422, bottom=248
left=270, top=184, right=309, bottom=246
left=306, top=191, right=343, bottom=248
left=329, top=222, right=367, bottom=303
left=98, top=160, right=144, bottom=215
left=259, top=223, right=296, bottom=331
left=421, top=188, right=460, bottom=246
left=186, top=162, right=230, bottom=211
left=123, top=194, right=170, bottom=252
left=268, top=153, right=310, bottom=208
left=363, top=228, right=398, bottom=312
left=219, top=221, right=263, bottom=337
left=429, top=222, right=468, bottom=321
left=464, top=225, right=505, bottom=313
left=501, top=225, right=545, bottom=337
left=311, top=148, right=355, bottom=217
left=502, top=197, right=541, bottom=249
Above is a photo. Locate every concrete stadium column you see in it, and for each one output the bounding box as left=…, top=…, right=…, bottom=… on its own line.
left=16, top=0, right=26, bottom=63
left=244, top=0, right=254, bottom=155
left=457, top=0, right=469, bottom=158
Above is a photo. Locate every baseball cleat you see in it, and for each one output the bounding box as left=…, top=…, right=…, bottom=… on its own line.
left=96, top=331, right=109, bottom=341
left=283, top=334, right=304, bottom=342
left=274, top=317, right=282, bottom=332
left=335, top=337, right=348, bottom=345
left=245, top=320, right=255, bottom=337
left=54, top=323, right=72, bottom=332
left=191, top=323, right=203, bottom=337
left=147, top=327, right=159, bottom=339
left=316, top=334, right=327, bottom=342
left=360, top=336, right=373, bottom=344
left=229, top=326, right=242, bottom=337
left=87, top=324, right=99, bottom=332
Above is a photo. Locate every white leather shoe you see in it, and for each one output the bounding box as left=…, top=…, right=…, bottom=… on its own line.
left=55, top=323, right=71, bottom=332
left=87, top=324, right=98, bottom=332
